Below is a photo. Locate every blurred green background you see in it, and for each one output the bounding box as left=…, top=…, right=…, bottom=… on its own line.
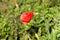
left=0, top=0, right=60, bottom=40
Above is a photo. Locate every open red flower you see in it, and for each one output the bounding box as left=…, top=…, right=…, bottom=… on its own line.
left=20, top=12, right=34, bottom=24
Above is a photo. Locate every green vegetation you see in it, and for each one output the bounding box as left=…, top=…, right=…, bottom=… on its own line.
left=0, top=0, right=60, bottom=40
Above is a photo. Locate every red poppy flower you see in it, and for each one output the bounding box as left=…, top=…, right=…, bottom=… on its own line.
left=20, top=12, right=34, bottom=24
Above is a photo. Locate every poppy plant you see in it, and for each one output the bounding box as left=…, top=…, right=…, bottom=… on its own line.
left=20, top=12, right=34, bottom=24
